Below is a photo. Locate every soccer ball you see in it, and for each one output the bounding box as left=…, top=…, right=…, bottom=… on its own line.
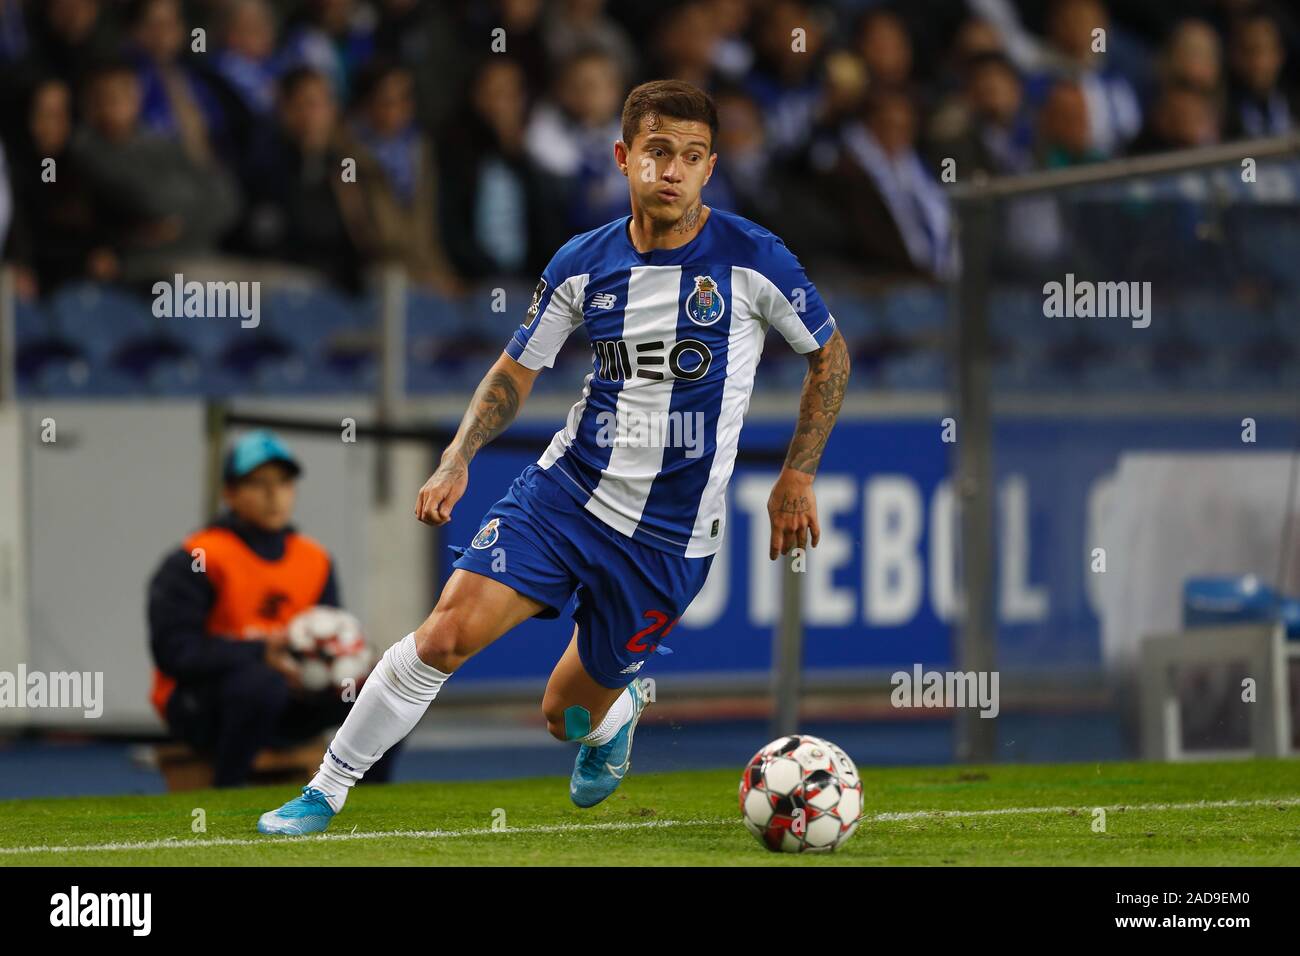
left=286, top=606, right=373, bottom=692
left=738, top=734, right=863, bottom=853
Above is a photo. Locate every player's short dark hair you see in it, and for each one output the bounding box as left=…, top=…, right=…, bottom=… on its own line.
left=621, top=79, right=718, bottom=153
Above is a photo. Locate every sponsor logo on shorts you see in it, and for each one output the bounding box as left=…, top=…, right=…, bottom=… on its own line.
left=471, top=518, right=501, bottom=549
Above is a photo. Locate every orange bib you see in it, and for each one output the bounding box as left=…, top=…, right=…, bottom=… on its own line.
left=150, top=527, right=331, bottom=717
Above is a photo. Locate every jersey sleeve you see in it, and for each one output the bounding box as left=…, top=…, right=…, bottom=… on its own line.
left=505, top=251, right=587, bottom=370
left=753, top=238, right=837, bottom=354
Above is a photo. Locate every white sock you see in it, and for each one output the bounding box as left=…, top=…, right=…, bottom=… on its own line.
left=308, top=633, right=449, bottom=813
left=576, top=686, right=635, bottom=747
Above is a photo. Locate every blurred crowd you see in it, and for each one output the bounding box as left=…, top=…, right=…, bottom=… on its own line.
left=0, top=0, right=1297, bottom=300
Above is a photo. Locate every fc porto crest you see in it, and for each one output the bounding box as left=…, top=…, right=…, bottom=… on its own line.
left=685, top=274, right=725, bottom=326
left=471, top=518, right=500, bottom=549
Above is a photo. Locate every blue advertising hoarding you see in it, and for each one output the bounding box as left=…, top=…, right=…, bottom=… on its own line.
left=435, top=414, right=1293, bottom=684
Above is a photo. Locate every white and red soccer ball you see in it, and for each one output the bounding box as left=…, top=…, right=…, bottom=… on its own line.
left=739, top=734, right=863, bottom=853
left=286, top=606, right=373, bottom=692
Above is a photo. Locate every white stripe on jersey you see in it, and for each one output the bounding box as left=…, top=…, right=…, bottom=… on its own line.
left=539, top=371, right=594, bottom=469
left=583, top=265, right=684, bottom=536
left=685, top=267, right=768, bottom=557
left=737, top=267, right=827, bottom=354
left=517, top=274, right=589, bottom=369
left=511, top=209, right=839, bottom=557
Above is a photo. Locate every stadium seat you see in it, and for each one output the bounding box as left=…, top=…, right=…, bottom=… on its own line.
left=822, top=293, right=871, bottom=341
left=878, top=350, right=946, bottom=390
left=879, top=284, right=948, bottom=338
left=47, top=283, right=158, bottom=362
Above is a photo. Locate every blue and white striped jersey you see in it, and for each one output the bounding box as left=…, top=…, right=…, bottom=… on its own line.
left=505, top=208, right=837, bottom=558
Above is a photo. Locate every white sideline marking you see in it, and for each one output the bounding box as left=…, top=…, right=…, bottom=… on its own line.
left=0, top=818, right=717, bottom=856
left=870, top=796, right=1300, bottom=822
left=1, top=796, right=1296, bottom=857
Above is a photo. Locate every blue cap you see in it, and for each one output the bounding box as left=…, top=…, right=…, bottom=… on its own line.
left=223, top=429, right=302, bottom=483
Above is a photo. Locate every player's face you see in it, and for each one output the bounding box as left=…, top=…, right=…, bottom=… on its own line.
left=224, top=463, right=297, bottom=531
left=618, top=116, right=716, bottom=224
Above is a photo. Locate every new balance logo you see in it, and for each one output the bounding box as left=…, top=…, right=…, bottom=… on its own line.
left=590, top=292, right=617, bottom=310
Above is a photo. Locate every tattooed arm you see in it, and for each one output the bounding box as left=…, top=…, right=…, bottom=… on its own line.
left=416, top=352, right=540, bottom=525
left=767, top=328, right=850, bottom=559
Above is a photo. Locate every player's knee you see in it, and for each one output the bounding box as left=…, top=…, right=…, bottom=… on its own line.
left=414, top=612, right=476, bottom=673
left=541, top=697, right=591, bottom=742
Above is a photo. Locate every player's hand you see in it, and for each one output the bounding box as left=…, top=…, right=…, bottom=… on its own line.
left=416, top=452, right=469, bottom=526
left=767, top=468, right=820, bottom=560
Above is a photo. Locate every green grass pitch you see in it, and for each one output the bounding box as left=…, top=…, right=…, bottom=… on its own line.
left=2, top=759, right=1298, bottom=866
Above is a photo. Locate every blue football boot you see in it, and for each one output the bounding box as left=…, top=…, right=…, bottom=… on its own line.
left=257, top=786, right=336, bottom=835
left=570, top=678, right=650, bottom=808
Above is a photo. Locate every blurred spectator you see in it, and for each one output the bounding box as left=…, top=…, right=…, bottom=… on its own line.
left=702, top=84, right=767, bottom=218
left=349, top=59, right=460, bottom=292
left=820, top=90, right=954, bottom=279
left=1132, top=80, right=1222, bottom=153
left=1160, top=18, right=1224, bottom=95
left=856, top=8, right=913, bottom=91
left=708, top=0, right=755, bottom=83
left=930, top=51, right=1035, bottom=179
left=744, top=0, right=828, bottom=161
left=1226, top=6, right=1295, bottom=137
left=542, top=0, right=637, bottom=81
left=214, top=0, right=282, bottom=117
left=5, top=77, right=103, bottom=296
left=953, top=16, right=1007, bottom=66
left=438, top=57, right=568, bottom=280
left=280, top=0, right=377, bottom=101
left=1037, top=79, right=1105, bottom=167
left=240, top=66, right=381, bottom=293
left=373, top=0, right=472, bottom=131
left=818, top=47, right=870, bottom=129
left=129, top=0, right=253, bottom=172
left=2, top=0, right=1298, bottom=298
left=72, top=60, right=240, bottom=282
left=1036, top=0, right=1142, bottom=156
left=15, top=0, right=119, bottom=84
left=649, top=0, right=720, bottom=91
left=462, top=0, right=549, bottom=94
left=928, top=17, right=1007, bottom=142
left=525, top=47, right=625, bottom=232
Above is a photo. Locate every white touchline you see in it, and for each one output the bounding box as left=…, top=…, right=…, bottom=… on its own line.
left=0, top=818, right=716, bottom=856
left=869, top=795, right=1300, bottom=822
left=2, top=796, right=1297, bottom=856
